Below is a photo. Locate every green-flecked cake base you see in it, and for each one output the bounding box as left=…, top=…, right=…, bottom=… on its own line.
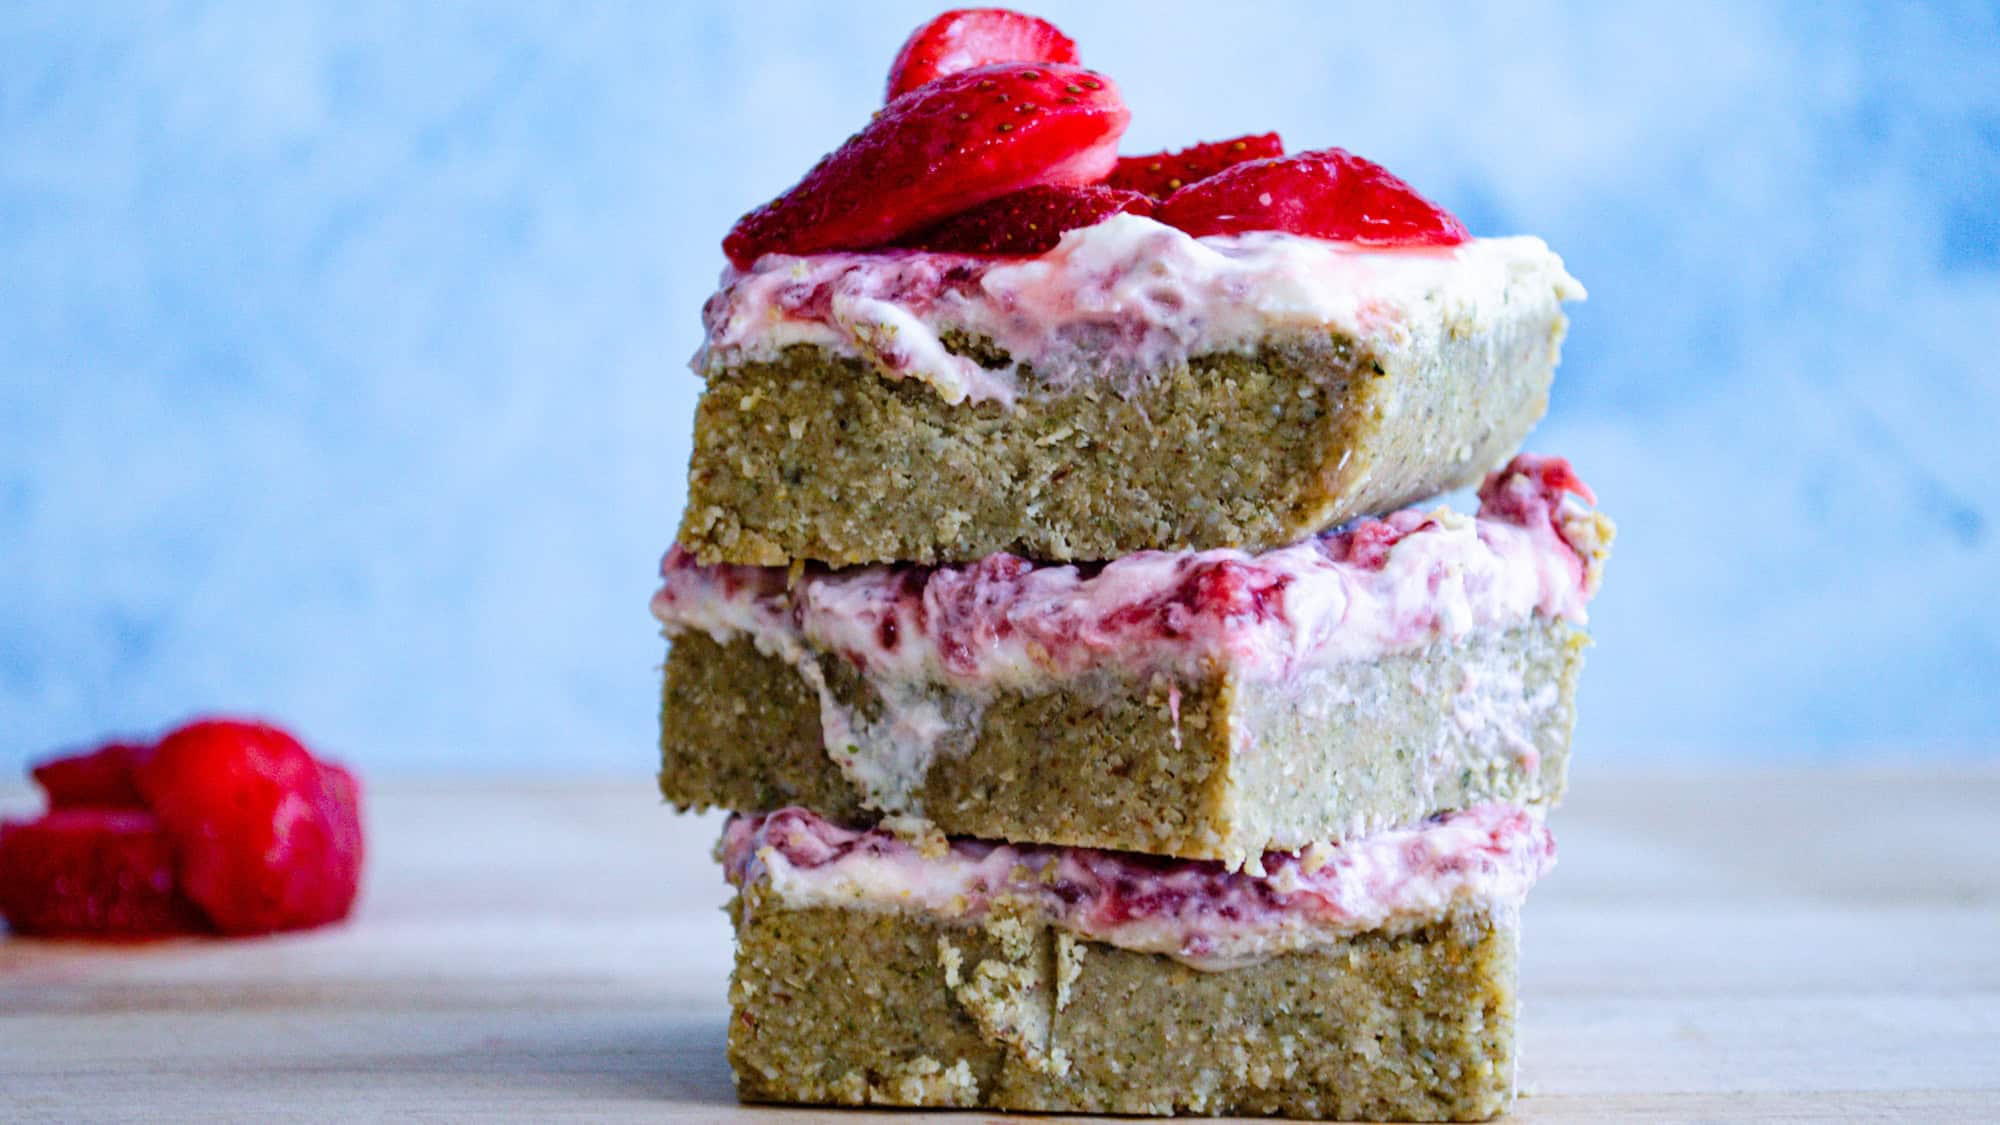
left=728, top=881, right=1520, bottom=1120
left=661, top=619, right=1585, bottom=866
left=679, top=318, right=1563, bottom=567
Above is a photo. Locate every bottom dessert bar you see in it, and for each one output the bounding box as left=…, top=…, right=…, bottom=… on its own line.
left=730, top=889, right=1519, bottom=1121
left=719, top=806, right=1551, bottom=1121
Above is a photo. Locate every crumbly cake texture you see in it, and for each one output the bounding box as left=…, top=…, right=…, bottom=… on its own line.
left=727, top=880, right=1520, bottom=1120
left=681, top=332, right=1555, bottom=568
left=661, top=619, right=1583, bottom=865
left=678, top=220, right=1580, bottom=567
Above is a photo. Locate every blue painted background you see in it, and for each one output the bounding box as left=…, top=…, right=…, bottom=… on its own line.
left=4, top=3, right=1996, bottom=773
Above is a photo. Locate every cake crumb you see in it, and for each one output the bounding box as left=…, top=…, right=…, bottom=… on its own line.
left=883, top=813, right=949, bottom=859
left=938, top=937, right=964, bottom=988
left=1054, top=932, right=1085, bottom=1012
left=1299, top=841, right=1337, bottom=875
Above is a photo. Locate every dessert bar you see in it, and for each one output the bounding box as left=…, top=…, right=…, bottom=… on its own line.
left=681, top=218, right=1582, bottom=567
left=723, top=804, right=1547, bottom=1119
left=658, top=455, right=1611, bottom=867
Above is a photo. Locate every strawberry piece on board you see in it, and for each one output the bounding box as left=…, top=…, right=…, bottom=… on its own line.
left=30, top=741, right=150, bottom=809
left=0, top=810, right=207, bottom=937
left=136, top=719, right=363, bottom=935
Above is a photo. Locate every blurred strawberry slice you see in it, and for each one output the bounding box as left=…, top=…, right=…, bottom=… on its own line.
left=322, top=761, right=367, bottom=890
left=31, top=741, right=149, bottom=809
left=1107, top=132, right=1284, bottom=198
left=724, top=62, right=1129, bottom=268
left=886, top=8, right=1079, bottom=101
left=137, top=719, right=363, bottom=935
left=1155, top=146, right=1469, bottom=247
left=0, top=810, right=207, bottom=937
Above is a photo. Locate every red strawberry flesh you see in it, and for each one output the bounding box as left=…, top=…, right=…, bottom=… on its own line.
left=136, top=719, right=363, bottom=935
left=31, top=741, right=148, bottom=809
left=724, top=63, right=1129, bottom=268
left=886, top=8, right=1079, bottom=102
left=0, top=810, right=207, bottom=937
left=1154, top=147, right=1469, bottom=247
left=897, top=184, right=1154, bottom=256
left=1107, top=132, right=1284, bottom=198
left=321, top=761, right=367, bottom=887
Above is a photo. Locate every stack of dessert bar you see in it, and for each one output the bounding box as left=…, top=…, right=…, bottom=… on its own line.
left=652, top=10, right=1611, bottom=1121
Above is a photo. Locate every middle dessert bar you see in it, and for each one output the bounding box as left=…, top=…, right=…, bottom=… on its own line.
left=657, top=455, right=1612, bottom=867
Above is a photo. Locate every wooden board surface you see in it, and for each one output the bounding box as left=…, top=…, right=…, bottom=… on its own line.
left=4, top=764, right=1998, bottom=1122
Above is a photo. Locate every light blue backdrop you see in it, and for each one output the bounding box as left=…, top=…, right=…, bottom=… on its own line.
left=4, top=3, right=1996, bottom=773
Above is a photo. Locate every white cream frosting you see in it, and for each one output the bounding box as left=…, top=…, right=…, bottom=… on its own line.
left=697, top=214, right=1584, bottom=405
left=723, top=803, right=1554, bottom=971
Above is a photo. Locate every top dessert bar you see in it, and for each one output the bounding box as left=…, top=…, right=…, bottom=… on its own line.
left=679, top=213, right=1583, bottom=566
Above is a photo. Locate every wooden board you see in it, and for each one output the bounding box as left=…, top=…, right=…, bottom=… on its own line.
left=4, top=764, right=1998, bottom=1122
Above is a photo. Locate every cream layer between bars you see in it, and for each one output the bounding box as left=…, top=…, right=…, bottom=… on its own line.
left=723, top=802, right=1553, bottom=972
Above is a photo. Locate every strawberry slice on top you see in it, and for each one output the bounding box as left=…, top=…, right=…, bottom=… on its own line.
left=1107, top=132, right=1285, bottom=198
left=897, top=184, right=1153, bottom=256
left=724, top=62, right=1129, bottom=269
left=886, top=8, right=1079, bottom=101
left=1155, top=147, right=1470, bottom=248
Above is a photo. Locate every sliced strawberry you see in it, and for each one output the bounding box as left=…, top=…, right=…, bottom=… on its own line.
left=321, top=761, right=366, bottom=889
left=886, top=8, right=1079, bottom=102
left=724, top=63, right=1129, bottom=268
left=1154, top=147, right=1469, bottom=247
left=897, top=184, right=1153, bottom=255
left=0, top=810, right=207, bottom=937
left=1107, top=132, right=1284, bottom=198
left=136, top=719, right=362, bottom=935
left=31, top=741, right=150, bottom=809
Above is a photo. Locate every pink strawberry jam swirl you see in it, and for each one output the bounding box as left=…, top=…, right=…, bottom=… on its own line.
left=722, top=803, right=1554, bottom=970
left=696, top=212, right=1583, bottom=405
left=652, top=454, right=1609, bottom=691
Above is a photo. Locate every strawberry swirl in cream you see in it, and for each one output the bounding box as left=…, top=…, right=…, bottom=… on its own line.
left=697, top=212, right=1583, bottom=405
left=723, top=802, right=1554, bottom=970
left=653, top=455, right=1610, bottom=812
left=658, top=454, right=1605, bottom=689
